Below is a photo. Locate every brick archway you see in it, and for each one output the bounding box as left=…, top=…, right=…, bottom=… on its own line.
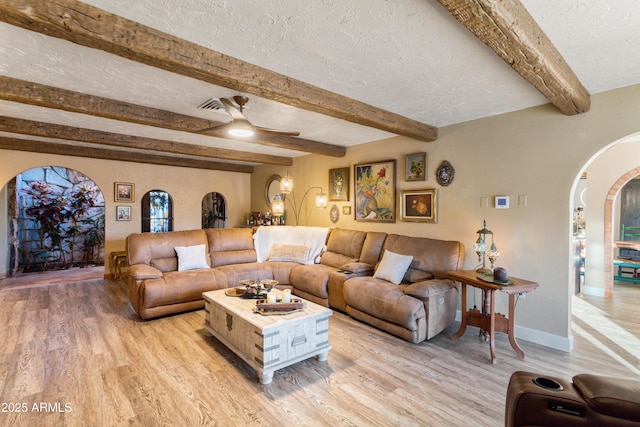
left=603, top=167, right=640, bottom=297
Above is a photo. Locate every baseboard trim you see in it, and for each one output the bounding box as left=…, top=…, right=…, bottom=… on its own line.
left=582, top=286, right=605, bottom=297
left=455, top=310, right=573, bottom=353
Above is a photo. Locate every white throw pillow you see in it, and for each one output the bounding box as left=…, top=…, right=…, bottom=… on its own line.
left=175, top=244, right=209, bottom=271
left=268, top=244, right=310, bottom=264
left=374, top=250, right=414, bottom=285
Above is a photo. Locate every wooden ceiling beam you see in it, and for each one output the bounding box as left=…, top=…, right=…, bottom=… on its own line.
left=0, top=116, right=293, bottom=166
left=436, top=0, right=590, bottom=115
left=0, top=137, right=254, bottom=173
left=0, top=76, right=345, bottom=157
left=0, top=0, right=437, bottom=142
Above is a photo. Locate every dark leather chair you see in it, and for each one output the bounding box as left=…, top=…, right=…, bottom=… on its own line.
left=505, top=371, right=640, bottom=426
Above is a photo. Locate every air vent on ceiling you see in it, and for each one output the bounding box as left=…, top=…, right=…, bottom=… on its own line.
left=197, top=98, right=225, bottom=111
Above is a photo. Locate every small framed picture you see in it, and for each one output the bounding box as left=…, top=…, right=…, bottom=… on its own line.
left=115, top=182, right=134, bottom=202
left=495, top=196, right=510, bottom=209
left=405, top=152, right=427, bottom=181
left=400, top=189, right=437, bottom=223
left=342, top=205, right=351, bottom=215
left=329, top=167, right=349, bottom=201
left=116, top=206, right=131, bottom=221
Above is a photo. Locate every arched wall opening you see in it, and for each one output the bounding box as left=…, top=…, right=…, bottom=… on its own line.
left=571, top=132, right=640, bottom=300
left=4, top=166, right=105, bottom=276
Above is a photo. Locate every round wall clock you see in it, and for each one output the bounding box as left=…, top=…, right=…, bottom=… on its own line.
left=436, top=160, right=455, bottom=186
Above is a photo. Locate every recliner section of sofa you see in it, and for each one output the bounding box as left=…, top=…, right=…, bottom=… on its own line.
left=125, top=226, right=465, bottom=343
left=344, top=234, right=465, bottom=343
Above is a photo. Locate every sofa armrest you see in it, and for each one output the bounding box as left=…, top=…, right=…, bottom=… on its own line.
left=340, top=262, right=373, bottom=275
left=403, top=279, right=456, bottom=299
left=128, top=264, right=163, bottom=280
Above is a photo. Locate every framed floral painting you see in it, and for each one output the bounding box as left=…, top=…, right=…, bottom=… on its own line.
left=405, top=152, right=427, bottom=181
left=400, top=189, right=437, bottom=223
left=354, top=160, right=396, bottom=222
left=114, top=182, right=134, bottom=202
left=328, top=167, right=349, bottom=201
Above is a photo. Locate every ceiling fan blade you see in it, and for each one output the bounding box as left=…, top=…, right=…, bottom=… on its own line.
left=197, top=121, right=232, bottom=133
left=219, top=97, right=249, bottom=121
left=255, top=126, right=300, bottom=137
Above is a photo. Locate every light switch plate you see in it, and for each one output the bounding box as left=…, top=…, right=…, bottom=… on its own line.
left=518, top=194, right=528, bottom=207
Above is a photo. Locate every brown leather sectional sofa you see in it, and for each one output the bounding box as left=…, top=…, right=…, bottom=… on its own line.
left=126, top=226, right=465, bottom=343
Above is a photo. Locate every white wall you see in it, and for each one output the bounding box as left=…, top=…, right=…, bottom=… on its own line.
left=0, top=151, right=251, bottom=277
left=252, top=84, right=640, bottom=352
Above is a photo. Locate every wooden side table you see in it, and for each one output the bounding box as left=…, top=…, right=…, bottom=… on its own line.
left=447, top=270, right=539, bottom=364
left=110, top=251, right=127, bottom=280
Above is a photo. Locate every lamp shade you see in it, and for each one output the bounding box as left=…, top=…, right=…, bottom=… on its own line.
left=280, top=174, right=293, bottom=194
left=271, top=194, right=285, bottom=215
left=315, top=191, right=328, bottom=208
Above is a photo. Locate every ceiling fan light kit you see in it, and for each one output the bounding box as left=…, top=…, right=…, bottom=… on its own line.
left=198, top=96, right=299, bottom=137
left=227, top=119, right=255, bottom=137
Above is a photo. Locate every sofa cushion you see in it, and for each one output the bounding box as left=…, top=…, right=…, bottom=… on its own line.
left=141, top=269, right=224, bottom=308
left=360, top=231, right=388, bottom=266
left=214, top=262, right=273, bottom=287
left=340, top=262, right=374, bottom=275
left=403, top=268, right=434, bottom=284
left=150, top=257, right=178, bottom=272
left=128, top=264, right=163, bottom=280
left=175, top=244, right=210, bottom=271
left=289, top=264, right=334, bottom=299
left=402, top=279, right=455, bottom=298
left=382, top=234, right=465, bottom=278
left=269, top=244, right=310, bottom=264
left=344, top=276, right=425, bottom=331
left=127, top=229, right=207, bottom=268
left=374, top=250, right=413, bottom=284
left=205, top=228, right=257, bottom=267
left=320, top=228, right=367, bottom=268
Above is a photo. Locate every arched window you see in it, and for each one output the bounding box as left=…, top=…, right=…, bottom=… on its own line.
left=142, top=190, right=173, bottom=233
left=202, top=192, right=226, bottom=228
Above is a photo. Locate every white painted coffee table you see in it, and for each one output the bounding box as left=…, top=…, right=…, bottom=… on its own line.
left=203, top=289, right=332, bottom=384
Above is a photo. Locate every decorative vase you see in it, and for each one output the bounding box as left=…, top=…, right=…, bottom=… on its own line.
left=356, top=189, right=378, bottom=218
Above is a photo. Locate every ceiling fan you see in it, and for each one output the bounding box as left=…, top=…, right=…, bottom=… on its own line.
left=198, top=96, right=300, bottom=137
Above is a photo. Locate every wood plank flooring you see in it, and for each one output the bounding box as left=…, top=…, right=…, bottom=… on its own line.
left=0, top=276, right=638, bottom=426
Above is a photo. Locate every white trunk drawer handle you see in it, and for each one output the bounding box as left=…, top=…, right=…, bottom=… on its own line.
left=291, top=335, right=307, bottom=347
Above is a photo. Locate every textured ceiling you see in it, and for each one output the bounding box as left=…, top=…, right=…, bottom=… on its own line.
left=1, top=0, right=640, bottom=165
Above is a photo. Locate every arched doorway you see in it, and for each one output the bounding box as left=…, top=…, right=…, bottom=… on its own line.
left=571, top=132, right=640, bottom=300
left=7, top=166, right=105, bottom=275
left=201, top=192, right=226, bottom=228
left=603, top=167, right=640, bottom=298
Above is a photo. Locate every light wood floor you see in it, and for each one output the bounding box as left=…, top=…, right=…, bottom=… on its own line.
left=0, top=275, right=638, bottom=426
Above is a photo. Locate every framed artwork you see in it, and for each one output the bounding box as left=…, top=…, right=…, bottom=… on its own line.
left=354, top=159, right=396, bottom=222
left=116, top=205, right=131, bottom=221
left=405, top=152, right=427, bottom=181
left=115, top=182, right=134, bottom=202
left=342, top=205, right=351, bottom=215
left=400, top=189, right=437, bottom=223
left=329, top=167, right=349, bottom=201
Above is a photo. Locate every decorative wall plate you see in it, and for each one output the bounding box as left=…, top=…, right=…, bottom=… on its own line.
left=436, top=160, right=455, bottom=186
left=330, top=204, right=340, bottom=223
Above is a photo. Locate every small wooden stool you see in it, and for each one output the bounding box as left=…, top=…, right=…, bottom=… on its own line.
left=110, top=251, right=127, bottom=280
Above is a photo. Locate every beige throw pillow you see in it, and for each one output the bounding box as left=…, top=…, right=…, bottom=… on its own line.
left=374, top=250, right=414, bottom=285
left=269, top=244, right=310, bottom=264
left=174, top=244, right=209, bottom=271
